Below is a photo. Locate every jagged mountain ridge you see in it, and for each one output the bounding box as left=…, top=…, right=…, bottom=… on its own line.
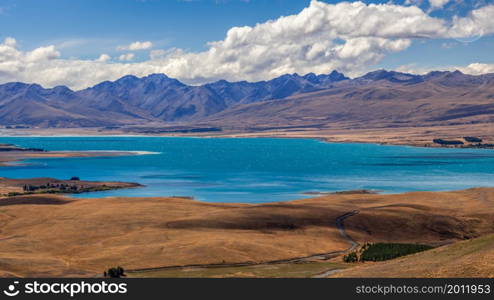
left=1, top=69, right=494, bottom=128
left=202, top=70, right=494, bottom=130
left=0, top=71, right=349, bottom=126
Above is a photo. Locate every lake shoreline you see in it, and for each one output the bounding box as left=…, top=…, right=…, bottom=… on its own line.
left=0, top=132, right=480, bottom=150
left=3, top=125, right=494, bottom=150
left=0, top=143, right=155, bottom=167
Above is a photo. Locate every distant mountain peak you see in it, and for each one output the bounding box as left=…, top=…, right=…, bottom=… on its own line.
left=145, top=73, right=169, bottom=79
left=273, top=73, right=299, bottom=80
left=361, top=69, right=393, bottom=78
left=49, top=86, right=74, bottom=97
left=52, top=85, right=73, bottom=92
left=25, top=84, right=43, bottom=93
left=301, top=70, right=348, bottom=84
left=328, top=70, right=348, bottom=81
left=360, top=69, right=423, bottom=84
left=115, top=75, right=139, bottom=84
left=143, top=73, right=179, bottom=83
left=303, top=73, right=318, bottom=82
left=425, top=70, right=448, bottom=77
left=111, top=73, right=186, bottom=87
left=212, top=79, right=230, bottom=84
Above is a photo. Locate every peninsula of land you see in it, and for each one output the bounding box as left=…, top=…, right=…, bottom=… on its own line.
left=0, top=143, right=147, bottom=167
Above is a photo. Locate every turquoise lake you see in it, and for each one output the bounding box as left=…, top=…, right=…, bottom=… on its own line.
left=1, top=136, right=494, bottom=203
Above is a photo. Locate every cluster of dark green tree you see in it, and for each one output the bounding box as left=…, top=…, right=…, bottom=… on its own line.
left=433, top=139, right=464, bottom=145
left=23, top=183, right=82, bottom=192
left=343, top=242, right=433, bottom=263
left=104, top=266, right=126, bottom=278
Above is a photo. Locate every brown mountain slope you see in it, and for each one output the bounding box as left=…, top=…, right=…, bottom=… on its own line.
left=0, top=83, right=159, bottom=127
left=201, top=77, right=494, bottom=131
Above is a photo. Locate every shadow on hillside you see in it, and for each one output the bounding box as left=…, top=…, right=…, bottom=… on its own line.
left=0, top=196, right=72, bottom=206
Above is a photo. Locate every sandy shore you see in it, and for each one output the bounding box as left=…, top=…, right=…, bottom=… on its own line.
left=0, top=149, right=150, bottom=167
left=3, top=123, right=494, bottom=148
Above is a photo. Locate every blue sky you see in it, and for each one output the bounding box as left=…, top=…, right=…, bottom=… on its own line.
left=0, top=0, right=313, bottom=55
left=0, top=0, right=493, bottom=89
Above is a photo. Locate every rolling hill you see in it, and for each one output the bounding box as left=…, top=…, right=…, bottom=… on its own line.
left=1, top=187, right=494, bottom=277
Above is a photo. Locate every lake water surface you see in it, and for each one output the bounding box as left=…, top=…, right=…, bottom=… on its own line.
left=1, top=136, right=494, bottom=203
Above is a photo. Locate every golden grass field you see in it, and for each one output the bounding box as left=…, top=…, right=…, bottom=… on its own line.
left=1, top=187, right=494, bottom=277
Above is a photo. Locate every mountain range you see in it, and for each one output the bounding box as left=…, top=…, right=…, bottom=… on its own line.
left=1, top=69, right=494, bottom=130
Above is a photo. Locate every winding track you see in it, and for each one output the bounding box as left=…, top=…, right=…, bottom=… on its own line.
left=126, top=210, right=360, bottom=276
left=335, top=210, right=360, bottom=252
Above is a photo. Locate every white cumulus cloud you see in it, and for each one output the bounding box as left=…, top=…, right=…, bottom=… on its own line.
left=460, top=63, right=494, bottom=75
left=1, top=1, right=494, bottom=90
left=24, top=46, right=60, bottom=62
left=96, top=54, right=111, bottom=62
left=117, top=41, right=153, bottom=51
left=118, top=53, right=135, bottom=61
left=448, top=4, right=494, bottom=38
left=429, top=0, right=449, bottom=10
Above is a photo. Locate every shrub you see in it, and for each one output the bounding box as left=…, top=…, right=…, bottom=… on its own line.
left=7, top=192, right=22, bottom=197
left=23, top=185, right=39, bottom=191
left=70, top=176, right=80, bottom=181
left=106, top=266, right=126, bottom=278
left=343, top=251, right=358, bottom=263
left=464, top=137, right=483, bottom=143
left=433, top=139, right=464, bottom=145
